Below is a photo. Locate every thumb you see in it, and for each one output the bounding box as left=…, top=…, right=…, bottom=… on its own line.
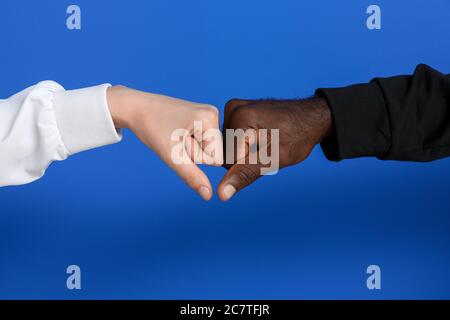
left=217, top=163, right=262, bottom=201
left=170, top=160, right=214, bottom=201
left=167, top=143, right=213, bottom=201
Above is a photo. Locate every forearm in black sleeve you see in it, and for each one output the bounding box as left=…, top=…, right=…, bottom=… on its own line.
left=315, top=64, right=450, bottom=162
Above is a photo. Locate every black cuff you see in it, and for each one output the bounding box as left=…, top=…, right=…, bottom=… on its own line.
left=315, top=81, right=391, bottom=161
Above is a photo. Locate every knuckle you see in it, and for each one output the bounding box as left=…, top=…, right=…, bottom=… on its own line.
left=225, top=98, right=245, bottom=113
left=229, top=106, right=255, bottom=128
left=202, top=103, right=218, bottom=112
left=235, top=165, right=259, bottom=187
left=200, top=104, right=219, bottom=119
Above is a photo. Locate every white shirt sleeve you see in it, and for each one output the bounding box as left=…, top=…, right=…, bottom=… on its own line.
left=0, top=81, right=122, bottom=187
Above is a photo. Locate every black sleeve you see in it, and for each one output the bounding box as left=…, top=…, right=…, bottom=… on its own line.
left=315, top=64, right=450, bottom=162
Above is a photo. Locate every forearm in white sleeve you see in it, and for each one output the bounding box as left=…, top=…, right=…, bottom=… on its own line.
left=0, top=81, right=122, bottom=187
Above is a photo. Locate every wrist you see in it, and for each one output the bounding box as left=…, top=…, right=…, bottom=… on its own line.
left=312, top=97, right=333, bottom=143
left=291, top=97, right=333, bottom=145
left=107, top=85, right=138, bottom=129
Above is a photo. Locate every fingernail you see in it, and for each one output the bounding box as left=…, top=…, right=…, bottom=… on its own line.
left=198, top=186, right=211, bottom=201
left=222, top=184, right=236, bottom=201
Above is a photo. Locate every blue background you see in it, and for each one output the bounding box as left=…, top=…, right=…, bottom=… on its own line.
left=0, top=0, right=449, bottom=299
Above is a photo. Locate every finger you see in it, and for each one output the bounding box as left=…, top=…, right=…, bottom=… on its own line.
left=185, top=135, right=203, bottom=163
left=217, top=163, right=263, bottom=201
left=201, top=128, right=224, bottom=166
left=223, top=127, right=258, bottom=169
left=198, top=107, right=224, bottom=166
left=185, top=134, right=222, bottom=166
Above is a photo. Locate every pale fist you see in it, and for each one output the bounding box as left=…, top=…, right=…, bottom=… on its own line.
left=108, top=86, right=223, bottom=200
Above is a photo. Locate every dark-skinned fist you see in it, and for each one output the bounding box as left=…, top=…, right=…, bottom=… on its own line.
left=217, top=97, right=333, bottom=201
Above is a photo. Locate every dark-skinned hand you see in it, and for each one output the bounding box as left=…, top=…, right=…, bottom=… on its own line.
left=217, top=97, right=333, bottom=201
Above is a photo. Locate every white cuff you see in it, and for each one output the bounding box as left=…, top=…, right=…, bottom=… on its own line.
left=53, top=84, right=122, bottom=155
